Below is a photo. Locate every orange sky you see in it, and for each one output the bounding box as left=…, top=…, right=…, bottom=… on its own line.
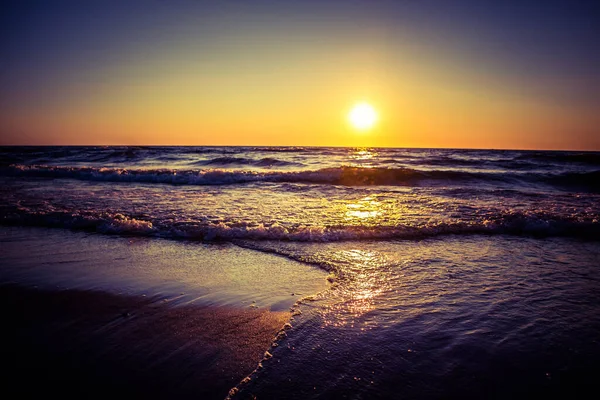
left=1, top=2, right=598, bottom=150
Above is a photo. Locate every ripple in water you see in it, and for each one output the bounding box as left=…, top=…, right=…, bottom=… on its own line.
left=232, top=236, right=600, bottom=399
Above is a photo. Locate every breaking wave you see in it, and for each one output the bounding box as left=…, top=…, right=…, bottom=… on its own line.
left=2, top=208, right=598, bottom=241
left=4, top=164, right=599, bottom=191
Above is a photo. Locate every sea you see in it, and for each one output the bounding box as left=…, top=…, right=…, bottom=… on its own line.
left=1, top=146, right=599, bottom=399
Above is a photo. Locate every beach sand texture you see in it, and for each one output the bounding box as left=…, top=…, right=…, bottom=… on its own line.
left=0, top=227, right=328, bottom=398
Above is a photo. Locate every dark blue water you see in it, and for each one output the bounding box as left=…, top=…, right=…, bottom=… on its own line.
left=1, top=146, right=599, bottom=398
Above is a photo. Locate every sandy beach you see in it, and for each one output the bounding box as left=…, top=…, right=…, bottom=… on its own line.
left=0, top=226, right=328, bottom=398
left=0, top=284, right=291, bottom=398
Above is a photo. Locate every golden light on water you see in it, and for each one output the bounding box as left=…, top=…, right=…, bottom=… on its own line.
left=350, top=148, right=377, bottom=162
left=321, top=249, right=393, bottom=328
left=345, top=196, right=382, bottom=220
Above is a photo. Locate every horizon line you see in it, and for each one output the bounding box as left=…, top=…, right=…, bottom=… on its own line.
left=1, top=143, right=599, bottom=152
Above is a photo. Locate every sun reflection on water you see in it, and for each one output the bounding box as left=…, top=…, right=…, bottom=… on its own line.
left=320, top=249, right=393, bottom=328
left=348, top=148, right=380, bottom=167
left=350, top=148, right=377, bottom=161
left=344, top=196, right=382, bottom=221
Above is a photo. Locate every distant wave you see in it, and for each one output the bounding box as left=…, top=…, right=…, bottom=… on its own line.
left=250, top=146, right=312, bottom=153
left=75, top=149, right=139, bottom=162
left=515, top=152, right=600, bottom=165
left=188, top=147, right=245, bottom=155
left=402, top=156, right=491, bottom=167
left=4, top=164, right=600, bottom=191
left=2, top=164, right=490, bottom=186
left=2, top=208, right=598, bottom=242
left=381, top=154, right=598, bottom=170
left=543, top=170, right=600, bottom=189
left=195, top=156, right=301, bottom=167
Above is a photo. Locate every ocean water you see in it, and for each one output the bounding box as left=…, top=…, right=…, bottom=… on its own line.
left=1, top=146, right=599, bottom=398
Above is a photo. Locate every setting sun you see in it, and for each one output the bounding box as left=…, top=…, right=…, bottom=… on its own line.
left=348, top=103, right=378, bottom=131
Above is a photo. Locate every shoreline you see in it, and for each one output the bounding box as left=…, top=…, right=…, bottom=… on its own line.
left=1, top=283, right=290, bottom=398
left=0, top=226, right=329, bottom=398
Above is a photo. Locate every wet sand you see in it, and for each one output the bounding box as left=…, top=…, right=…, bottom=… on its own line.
left=0, top=227, right=329, bottom=398
left=1, top=283, right=289, bottom=398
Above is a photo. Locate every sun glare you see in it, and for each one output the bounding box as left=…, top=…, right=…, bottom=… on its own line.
left=348, top=103, right=378, bottom=130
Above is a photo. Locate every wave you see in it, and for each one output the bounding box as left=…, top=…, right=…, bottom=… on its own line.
left=402, top=156, right=491, bottom=167
left=3, top=164, right=599, bottom=191
left=250, top=146, right=312, bottom=153
left=188, top=147, right=245, bottom=155
left=543, top=170, right=600, bottom=189
left=1, top=164, right=489, bottom=186
left=2, top=208, right=598, bottom=242
left=75, top=149, right=139, bottom=163
left=195, top=156, right=301, bottom=167
left=515, top=151, right=600, bottom=165
left=384, top=155, right=591, bottom=171
left=1, top=211, right=156, bottom=235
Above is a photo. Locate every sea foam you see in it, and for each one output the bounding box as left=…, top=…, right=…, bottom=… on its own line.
left=5, top=164, right=599, bottom=191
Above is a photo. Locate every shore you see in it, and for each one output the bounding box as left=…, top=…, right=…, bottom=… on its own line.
left=1, top=284, right=289, bottom=398
left=0, top=227, right=329, bottom=398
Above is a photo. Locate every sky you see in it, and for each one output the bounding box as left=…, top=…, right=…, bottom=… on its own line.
left=1, top=0, right=599, bottom=149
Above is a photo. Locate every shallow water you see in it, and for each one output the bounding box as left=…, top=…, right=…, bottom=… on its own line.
left=1, top=146, right=599, bottom=398
left=234, top=236, right=600, bottom=399
left=0, top=226, right=327, bottom=311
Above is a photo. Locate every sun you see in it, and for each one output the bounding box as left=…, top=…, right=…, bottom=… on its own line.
left=348, top=102, right=378, bottom=130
